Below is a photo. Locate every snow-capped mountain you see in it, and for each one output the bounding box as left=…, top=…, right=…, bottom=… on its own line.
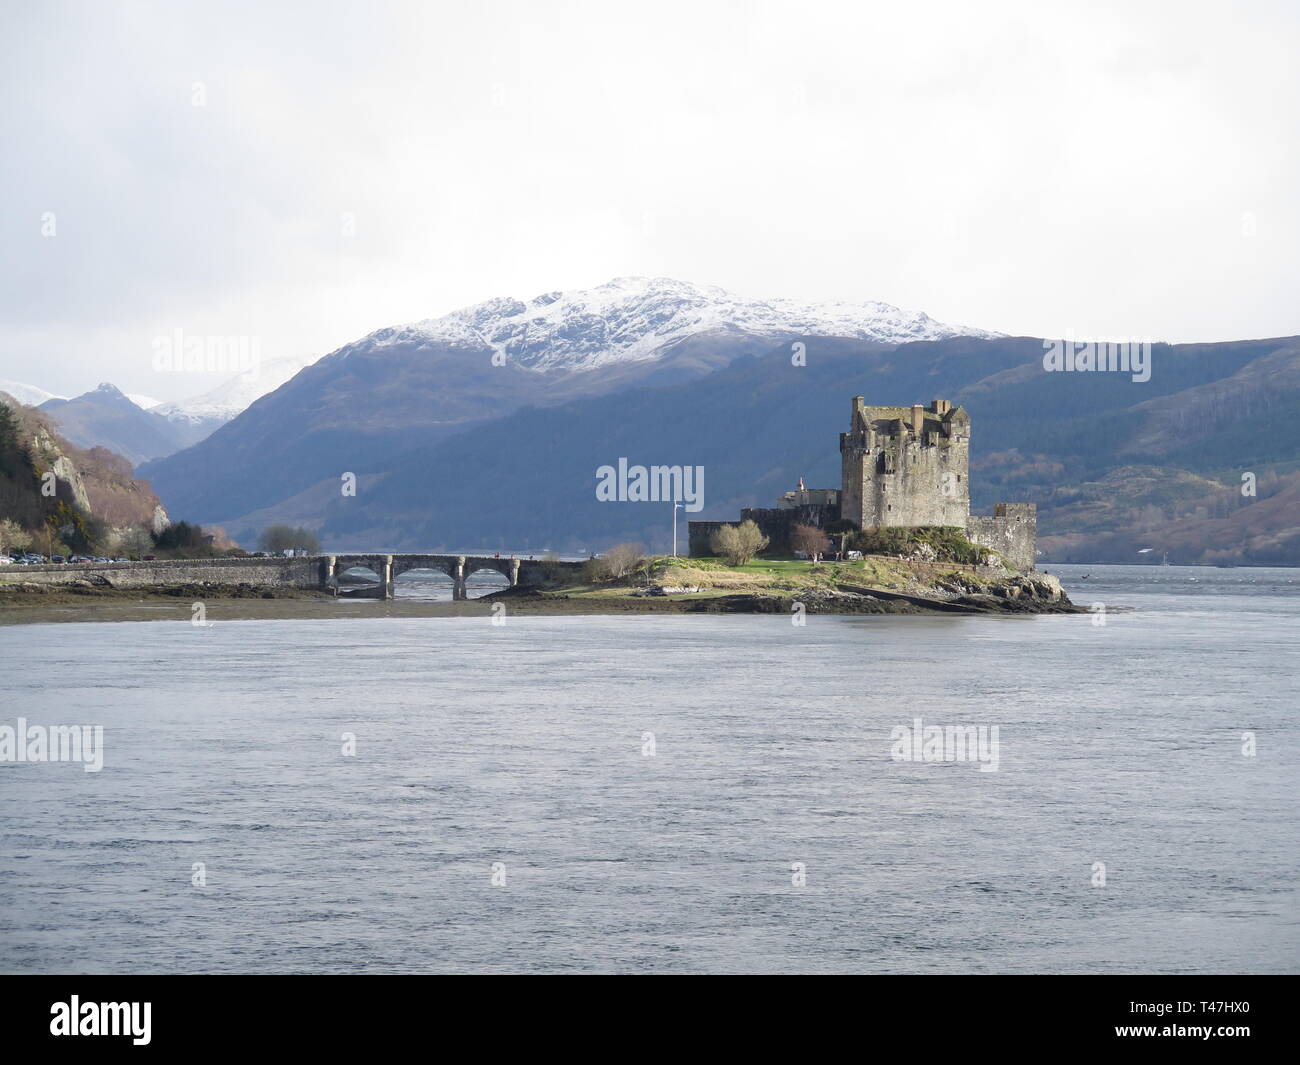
left=360, top=276, right=998, bottom=372
left=126, top=393, right=162, bottom=410
left=0, top=378, right=66, bottom=407
left=153, top=355, right=319, bottom=426
left=141, top=276, right=1000, bottom=532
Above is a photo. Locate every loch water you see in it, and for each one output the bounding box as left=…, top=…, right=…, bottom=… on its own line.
left=0, top=564, right=1296, bottom=973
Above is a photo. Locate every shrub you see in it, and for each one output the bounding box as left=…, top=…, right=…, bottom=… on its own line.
left=595, top=542, right=645, bottom=580
left=711, top=520, right=769, bottom=566
left=154, top=520, right=211, bottom=552
left=849, top=525, right=991, bottom=566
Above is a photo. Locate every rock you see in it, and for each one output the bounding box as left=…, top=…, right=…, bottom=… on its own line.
left=1034, top=573, right=1064, bottom=600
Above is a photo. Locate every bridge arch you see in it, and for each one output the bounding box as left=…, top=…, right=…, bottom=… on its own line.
left=390, top=558, right=458, bottom=581
left=323, top=553, right=553, bottom=600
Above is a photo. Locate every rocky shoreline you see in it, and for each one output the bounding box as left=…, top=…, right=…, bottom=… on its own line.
left=502, top=568, right=1081, bottom=615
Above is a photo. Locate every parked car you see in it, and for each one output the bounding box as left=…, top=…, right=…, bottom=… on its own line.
left=142, top=555, right=157, bottom=561
left=51, top=555, right=66, bottom=564
left=0, top=556, right=13, bottom=565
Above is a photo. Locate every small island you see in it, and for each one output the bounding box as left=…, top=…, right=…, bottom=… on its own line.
left=490, top=524, right=1075, bottom=617
left=497, top=394, right=1075, bottom=615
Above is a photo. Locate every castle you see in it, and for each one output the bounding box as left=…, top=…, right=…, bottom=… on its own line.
left=688, top=397, right=1037, bottom=571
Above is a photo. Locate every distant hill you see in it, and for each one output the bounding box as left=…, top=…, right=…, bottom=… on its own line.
left=14, top=358, right=322, bottom=466
left=39, top=383, right=193, bottom=466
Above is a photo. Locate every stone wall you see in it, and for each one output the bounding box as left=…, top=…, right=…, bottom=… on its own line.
left=873, top=556, right=1003, bottom=578
left=966, top=503, right=1037, bottom=572
left=0, top=556, right=326, bottom=589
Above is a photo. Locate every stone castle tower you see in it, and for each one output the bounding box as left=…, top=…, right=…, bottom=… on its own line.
left=839, top=397, right=970, bottom=529
left=688, top=394, right=1037, bottom=571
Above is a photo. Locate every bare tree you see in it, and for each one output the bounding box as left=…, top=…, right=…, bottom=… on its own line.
left=823, top=518, right=857, bottom=560
left=790, top=523, right=830, bottom=561
left=598, top=542, right=645, bottom=579
left=258, top=525, right=322, bottom=555
left=117, top=526, right=154, bottom=557
left=710, top=520, right=769, bottom=566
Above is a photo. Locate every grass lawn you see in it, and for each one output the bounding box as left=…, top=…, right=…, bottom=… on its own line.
left=540, top=553, right=995, bottom=601
left=649, top=554, right=930, bottom=593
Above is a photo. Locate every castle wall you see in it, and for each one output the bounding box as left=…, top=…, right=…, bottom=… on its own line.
left=739, top=503, right=838, bottom=554
left=966, top=504, right=1037, bottom=571
left=690, top=501, right=838, bottom=557
left=688, top=521, right=729, bottom=558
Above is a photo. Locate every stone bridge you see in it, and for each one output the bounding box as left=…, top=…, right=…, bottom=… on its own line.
left=0, top=554, right=584, bottom=600
left=328, top=554, right=575, bottom=599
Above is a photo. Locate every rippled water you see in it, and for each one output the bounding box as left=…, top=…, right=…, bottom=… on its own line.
left=1, top=565, right=1296, bottom=973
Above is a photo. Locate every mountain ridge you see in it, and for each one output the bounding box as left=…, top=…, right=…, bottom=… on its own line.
left=390, top=276, right=999, bottom=371
left=139, top=276, right=986, bottom=519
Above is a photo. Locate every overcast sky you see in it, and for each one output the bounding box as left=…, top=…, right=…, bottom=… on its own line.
left=2, top=0, right=1297, bottom=400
